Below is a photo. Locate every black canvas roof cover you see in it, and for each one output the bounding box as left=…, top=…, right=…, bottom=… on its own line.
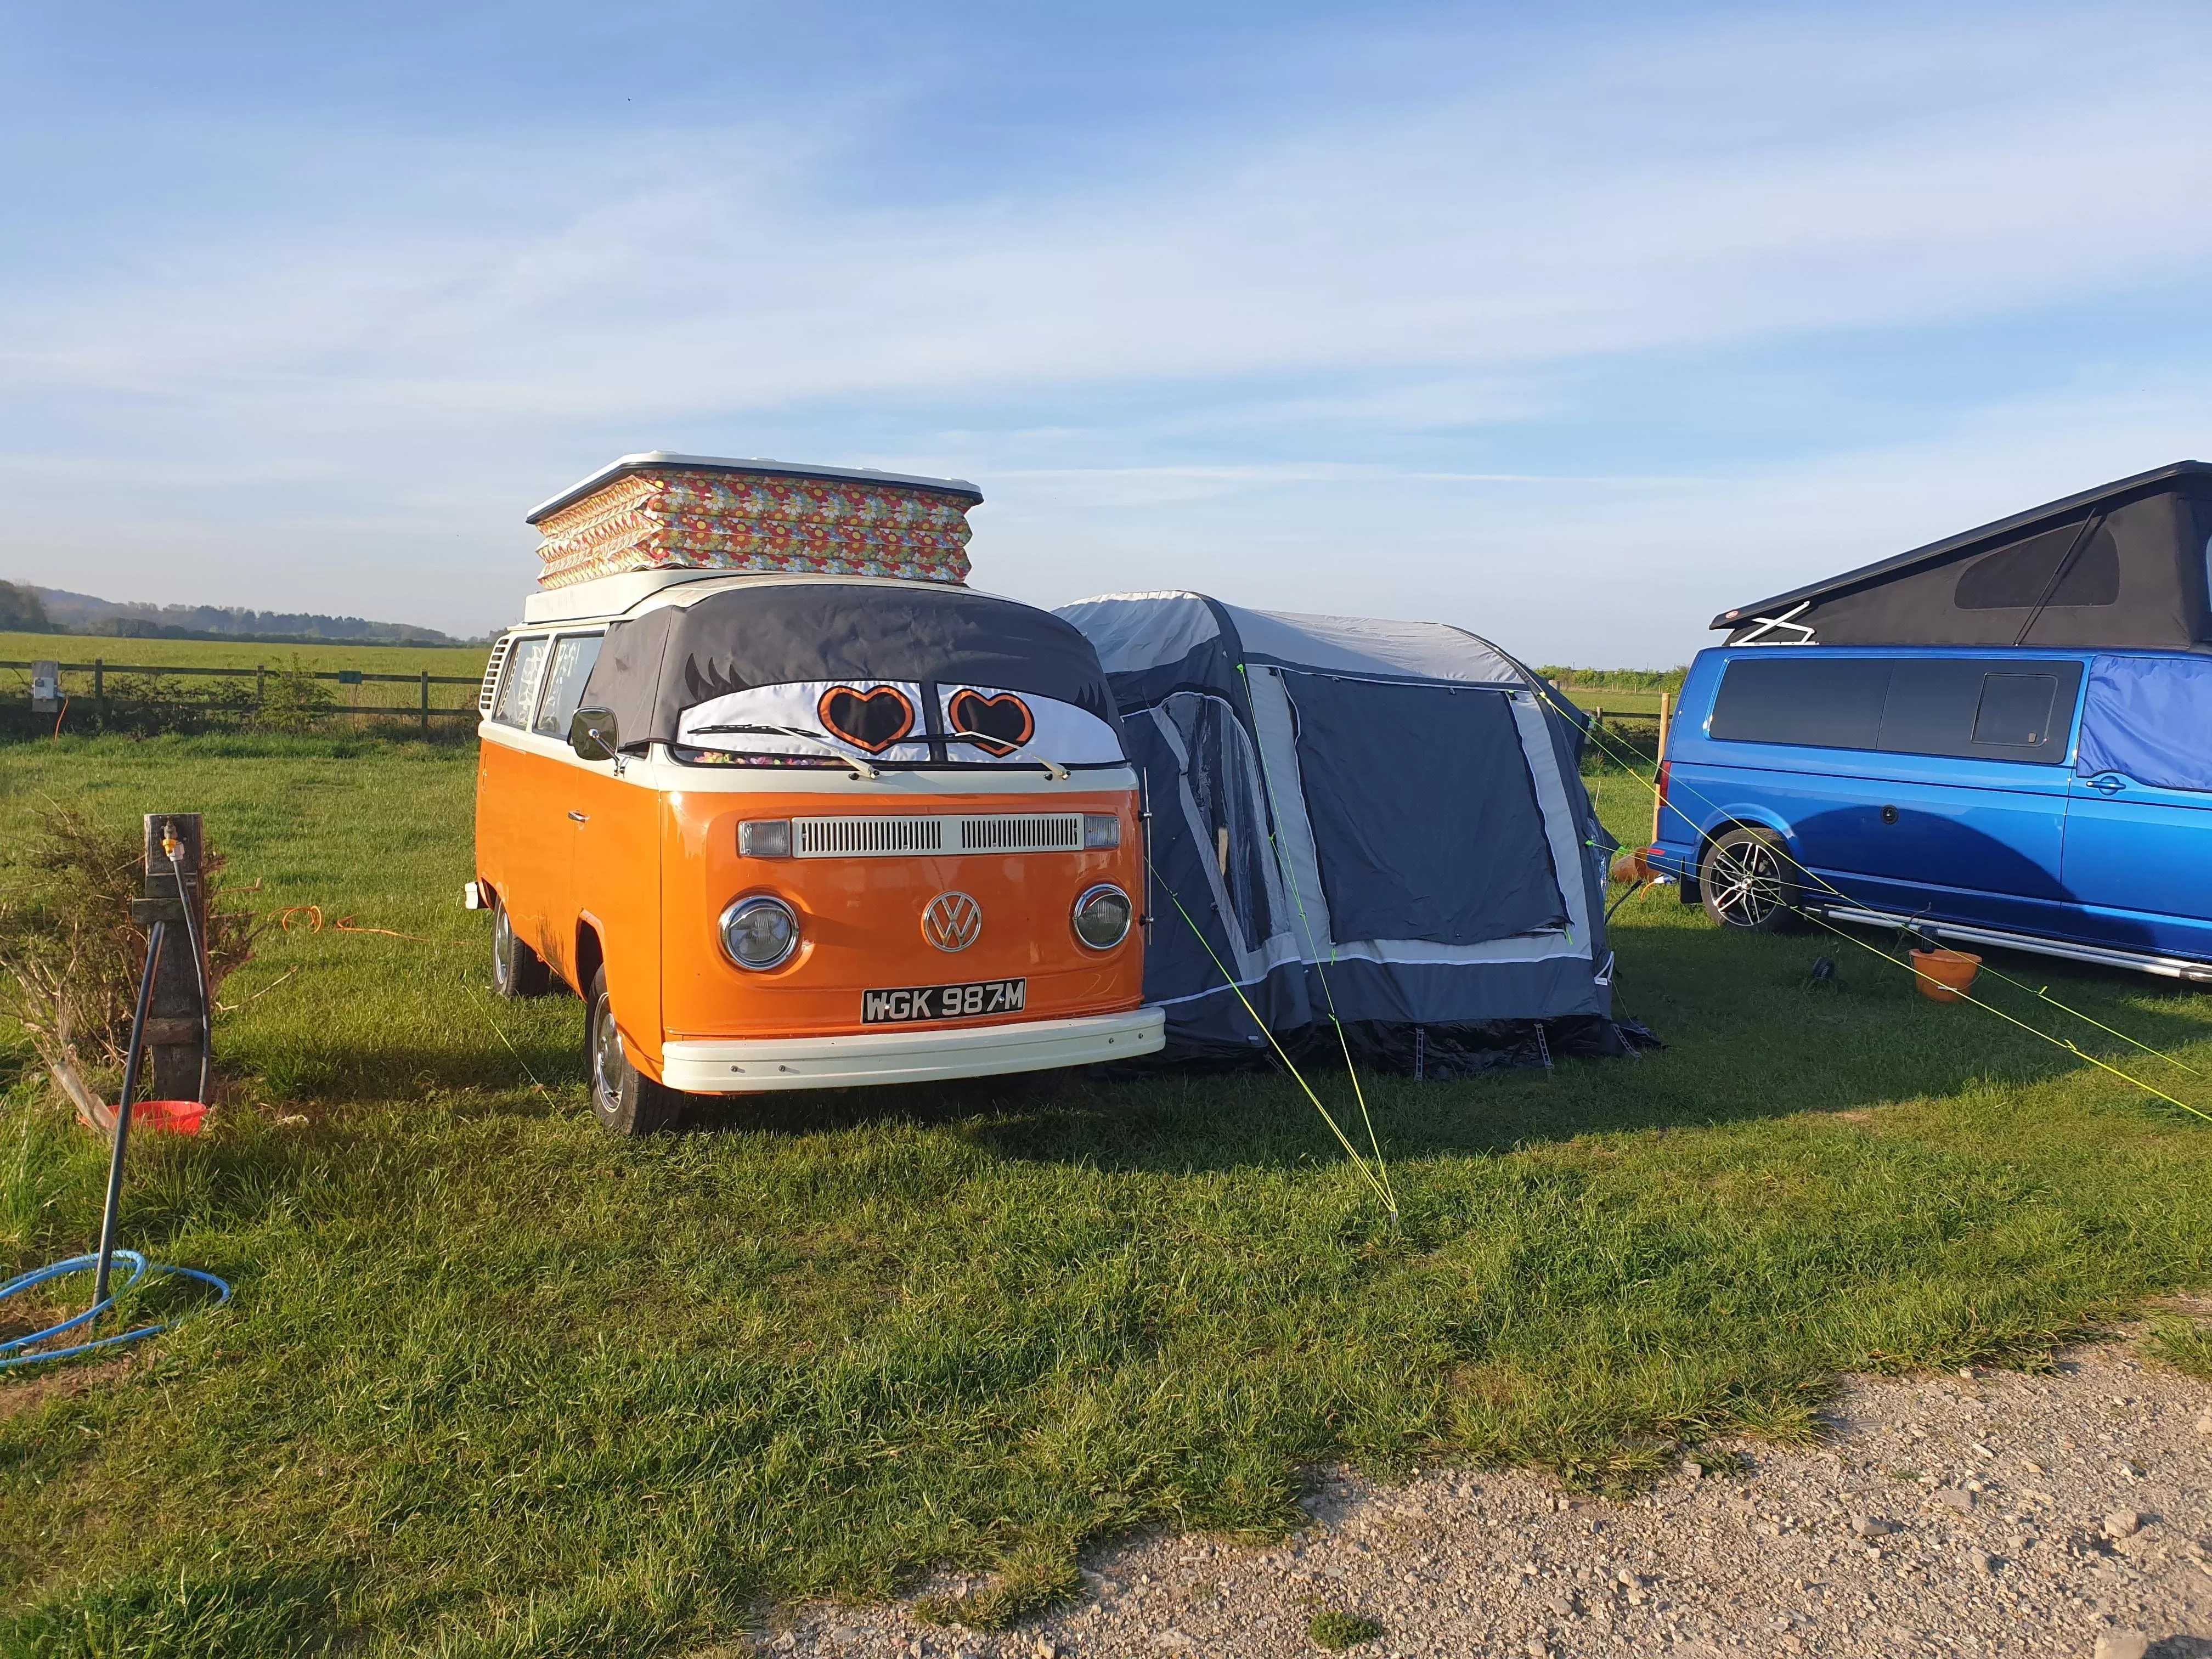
left=1712, top=461, right=2212, bottom=651
left=578, top=582, right=1115, bottom=750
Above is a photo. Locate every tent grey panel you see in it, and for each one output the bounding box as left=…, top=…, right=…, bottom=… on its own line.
left=1227, top=605, right=1528, bottom=685
left=1714, top=461, right=2212, bottom=651
left=1283, top=673, right=1564, bottom=945
left=1074, top=590, right=1224, bottom=675
left=579, top=582, right=1118, bottom=752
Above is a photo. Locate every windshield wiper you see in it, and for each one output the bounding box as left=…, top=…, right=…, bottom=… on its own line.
left=686, top=723, right=881, bottom=779
left=943, top=729, right=1070, bottom=781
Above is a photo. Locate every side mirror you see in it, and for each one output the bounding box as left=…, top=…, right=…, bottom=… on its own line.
left=570, top=707, right=619, bottom=761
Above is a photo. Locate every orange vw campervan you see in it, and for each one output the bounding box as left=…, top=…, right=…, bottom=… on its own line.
left=471, top=454, right=1163, bottom=1133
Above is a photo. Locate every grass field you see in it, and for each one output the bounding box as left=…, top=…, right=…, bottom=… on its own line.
left=4, top=735, right=2212, bottom=1657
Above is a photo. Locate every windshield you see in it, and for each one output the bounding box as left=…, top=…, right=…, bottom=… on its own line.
left=671, top=678, right=1124, bottom=770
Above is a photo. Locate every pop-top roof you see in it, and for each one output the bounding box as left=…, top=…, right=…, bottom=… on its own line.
left=525, top=452, right=985, bottom=526
left=1713, top=460, right=2212, bottom=637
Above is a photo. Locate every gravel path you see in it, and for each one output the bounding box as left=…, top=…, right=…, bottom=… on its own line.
left=755, top=1317, right=2212, bottom=1658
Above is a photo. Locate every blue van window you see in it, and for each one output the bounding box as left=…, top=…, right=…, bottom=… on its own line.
left=1708, top=657, right=1888, bottom=748
left=1712, top=655, right=2081, bottom=763
left=1971, top=674, right=2059, bottom=746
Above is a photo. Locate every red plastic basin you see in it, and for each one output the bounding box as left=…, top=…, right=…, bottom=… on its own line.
left=134, top=1100, right=208, bottom=1136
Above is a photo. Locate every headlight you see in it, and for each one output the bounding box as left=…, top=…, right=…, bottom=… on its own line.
left=720, top=895, right=799, bottom=970
left=1071, top=883, right=1133, bottom=950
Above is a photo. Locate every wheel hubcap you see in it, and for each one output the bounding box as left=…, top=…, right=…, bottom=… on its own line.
left=493, top=907, right=514, bottom=983
left=1711, top=842, right=1784, bottom=925
left=591, top=993, right=625, bottom=1112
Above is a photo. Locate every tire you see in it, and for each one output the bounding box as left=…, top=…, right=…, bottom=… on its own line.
left=1698, top=826, right=1803, bottom=933
left=490, top=894, right=553, bottom=998
left=585, top=965, right=682, bottom=1136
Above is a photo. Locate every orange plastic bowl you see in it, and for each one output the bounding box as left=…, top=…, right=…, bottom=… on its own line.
left=1609, top=847, right=1657, bottom=884
left=1910, top=948, right=1982, bottom=1003
left=134, top=1100, right=208, bottom=1136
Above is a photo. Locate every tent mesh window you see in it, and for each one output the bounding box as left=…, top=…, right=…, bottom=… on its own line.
left=1951, top=520, right=2119, bottom=610
left=1283, top=674, right=1566, bottom=946
left=1159, top=691, right=1282, bottom=954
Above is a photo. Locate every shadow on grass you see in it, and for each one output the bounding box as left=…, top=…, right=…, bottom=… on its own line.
left=697, top=913, right=2212, bottom=1175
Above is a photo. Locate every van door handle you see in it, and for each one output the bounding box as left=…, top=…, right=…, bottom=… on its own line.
left=2086, top=774, right=2126, bottom=795
left=568, top=810, right=589, bottom=822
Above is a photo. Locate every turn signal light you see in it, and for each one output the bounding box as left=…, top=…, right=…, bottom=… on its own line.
left=739, top=819, right=792, bottom=858
left=1082, top=814, right=1121, bottom=849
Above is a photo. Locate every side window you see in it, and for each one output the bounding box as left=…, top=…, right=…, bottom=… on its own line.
left=491, top=635, right=549, bottom=728
left=533, top=634, right=604, bottom=737
left=1955, top=522, right=2118, bottom=610
left=1878, top=658, right=2081, bottom=762
left=1707, top=657, right=1891, bottom=749
left=1711, top=655, right=2083, bottom=761
left=1971, top=674, right=2059, bottom=747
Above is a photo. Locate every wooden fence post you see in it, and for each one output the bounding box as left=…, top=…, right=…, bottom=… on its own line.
left=138, top=814, right=210, bottom=1103
left=256, top=663, right=266, bottom=707
left=420, top=669, right=430, bottom=736
left=93, top=658, right=104, bottom=717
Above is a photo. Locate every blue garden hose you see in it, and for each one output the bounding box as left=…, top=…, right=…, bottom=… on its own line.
left=0, top=1250, right=231, bottom=1372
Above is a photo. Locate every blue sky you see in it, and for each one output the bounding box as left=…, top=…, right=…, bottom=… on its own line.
left=4, top=2, right=2209, bottom=663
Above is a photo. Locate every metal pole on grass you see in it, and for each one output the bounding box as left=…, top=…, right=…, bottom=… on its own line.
left=93, top=921, right=165, bottom=1308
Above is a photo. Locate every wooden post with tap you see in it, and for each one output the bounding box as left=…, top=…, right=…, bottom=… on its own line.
left=136, top=814, right=210, bottom=1103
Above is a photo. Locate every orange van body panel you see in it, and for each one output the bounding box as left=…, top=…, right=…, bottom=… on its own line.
left=477, top=735, right=1146, bottom=1085
left=657, top=789, right=1144, bottom=1046
left=571, top=763, right=664, bottom=1070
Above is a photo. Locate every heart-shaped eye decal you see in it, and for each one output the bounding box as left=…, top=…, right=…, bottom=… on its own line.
left=947, top=689, right=1035, bottom=758
left=817, top=685, right=916, bottom=753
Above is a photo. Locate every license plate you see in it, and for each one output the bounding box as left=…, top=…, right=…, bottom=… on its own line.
left=862, top=978, right=1027, bottom=1024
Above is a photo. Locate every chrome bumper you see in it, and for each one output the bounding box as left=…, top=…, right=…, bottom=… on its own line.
left=657, top=1006, right=1165, bottom=1092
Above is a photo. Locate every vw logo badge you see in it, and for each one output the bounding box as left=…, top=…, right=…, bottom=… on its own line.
left=922, top=890, right=982, bottom=953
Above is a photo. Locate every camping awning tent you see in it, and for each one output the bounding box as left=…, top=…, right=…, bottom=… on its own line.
left=1057, top=592, right=1622, bottom=1070
left=1713, top=461, right=2212, bottom=650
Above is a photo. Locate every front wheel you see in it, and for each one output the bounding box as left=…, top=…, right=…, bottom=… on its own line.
left=585, top=965, right=682, bottom=1136
left=1698, top=827, right=1802, bottom=933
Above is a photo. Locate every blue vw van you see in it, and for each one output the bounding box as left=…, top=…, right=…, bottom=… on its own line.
left=1651, top=461, right=2212, bottom=981
left=1651, top=646, right=2212, bottom=980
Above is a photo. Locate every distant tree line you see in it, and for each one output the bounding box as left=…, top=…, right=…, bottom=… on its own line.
left=0, top=581, right=474, bottom=645
left=0, top=582, right=52, bottom=632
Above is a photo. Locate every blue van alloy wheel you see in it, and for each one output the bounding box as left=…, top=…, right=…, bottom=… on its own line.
left=1700, top=827, right=1802, bottom=933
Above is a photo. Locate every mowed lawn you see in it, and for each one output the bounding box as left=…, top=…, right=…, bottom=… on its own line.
left=5, top=736, right=2212, bottom=1657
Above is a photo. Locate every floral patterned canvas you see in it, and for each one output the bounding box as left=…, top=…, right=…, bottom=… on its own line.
left=534, top=467, right=976, bottom=588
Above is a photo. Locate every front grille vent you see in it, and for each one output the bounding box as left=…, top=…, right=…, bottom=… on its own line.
left=796, top=816, right=947, bottom=856
left=958, top=815, right=1083, bottom=853
left=789, top=814, right=1086, bottom=859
